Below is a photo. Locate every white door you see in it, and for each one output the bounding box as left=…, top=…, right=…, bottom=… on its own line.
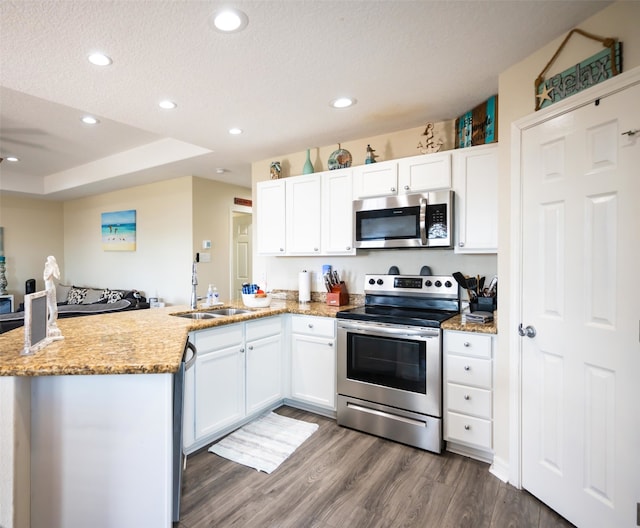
left=232, top=211, right=252, bottom=300
left=520, top=79, right=640, bottom=527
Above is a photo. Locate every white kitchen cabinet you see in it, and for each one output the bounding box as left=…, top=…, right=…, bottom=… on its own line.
left=256, top=179, right=286, bottom=255
left=353, top=152, right=452, bottom=198
left=290, top=315, right=336, bottom=411
left=452, top=144, right=498, bottom=253
left=194, top=324, right=245, bottom=440
left=352, top=159, right=399, bottom=198
left=397, top=151, right=451, bottom=193
left=246, top=317, right=283, bottom=414
left=322, top=168, right=355, bottom=255
left=443, top=329, right=494, bottom=463
left=286, top=173, right=322, bottom=255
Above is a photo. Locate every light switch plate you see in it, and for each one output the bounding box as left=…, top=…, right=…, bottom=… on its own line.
left=199, top=252, right=211, bottom=262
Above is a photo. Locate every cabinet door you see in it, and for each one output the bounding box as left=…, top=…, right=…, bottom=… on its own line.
left=453, top=145, right=498, bottom=253
left=353, top=159, right=398, bottom=198
left=291, top=333, right=336, bottom=410
left=195, top=344, right=245, bottom=440
left=397, top=152, right=451, bottom=193
left=256, top=179, right=286, bottom=255
left=322, top=168, right=355, bottom=255
left=286, top=174, right=322, bottom=254
left=246, top=334, right=282, bottom=414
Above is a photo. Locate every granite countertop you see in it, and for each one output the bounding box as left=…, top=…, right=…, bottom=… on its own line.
left=0, top=299, right=359, bottom=377
left=441, top=313, right=498, bottom=335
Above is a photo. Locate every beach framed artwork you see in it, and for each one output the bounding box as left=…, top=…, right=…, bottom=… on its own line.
left=101, top=209, right=136, bottom=251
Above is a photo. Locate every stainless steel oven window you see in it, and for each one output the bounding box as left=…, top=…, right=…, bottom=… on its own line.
left=345, top=332, right=426, bottom=394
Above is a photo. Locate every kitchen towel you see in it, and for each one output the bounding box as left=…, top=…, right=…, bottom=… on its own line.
left=208, top=412, right=318, bottom=474
left=298, top=270, right=311, bottom=303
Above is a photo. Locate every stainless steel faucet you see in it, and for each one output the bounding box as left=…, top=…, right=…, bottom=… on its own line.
left=190, top=259, right=198, bottom=309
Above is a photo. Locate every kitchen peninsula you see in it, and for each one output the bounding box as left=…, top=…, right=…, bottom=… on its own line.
left=0, top=299, right=351, bottom=527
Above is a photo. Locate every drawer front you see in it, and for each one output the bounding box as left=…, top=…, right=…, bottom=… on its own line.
left=447, top=383, right=491, bottom=419
left=446, top=411, right=492, bottom=449
left=291, top=315, right=335, bottom=338
left=194, top=324, right=243, bottom=351
left=447, top=355, right=491, bottom=389
left=246, top=316, right=281, bottom=341
left=445, top=331, right=492, bottom=359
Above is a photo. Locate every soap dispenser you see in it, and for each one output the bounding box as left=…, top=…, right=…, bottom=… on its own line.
left=213, top=286, right=220, bottom=305
left=206, top=284, right=214, bottom=306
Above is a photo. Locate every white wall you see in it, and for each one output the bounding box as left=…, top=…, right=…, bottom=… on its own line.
left=494, top=1, right=640, bottom=474
left=63, top=176, right=193, bottom=305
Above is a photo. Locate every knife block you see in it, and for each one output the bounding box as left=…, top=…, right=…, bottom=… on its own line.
left=326, top=283, right=349, bottom=306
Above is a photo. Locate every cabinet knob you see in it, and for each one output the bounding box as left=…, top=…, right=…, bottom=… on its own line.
left=346, top=246, right=351, bottom=251
left=404, top=185, right=409, bottom=190
left=390, top=187, right=396, bottom=192
left=314, top=248, right=319, bottom=252
left=464, top=365, right=471, bottom=371
left=308, top=324, right=313, bottom=329
left=458, top=242, right=465, bottom=247
left=240, top=347, right=245, bottom=353
left=463, top=342, right=470, bottom=347
left=328, top=342, right=333, bottom=347
left=464, top=394, right=471, bottom=400
left=248, top=345, right=253, bottom=350
left=279, top=248, right=285, bottom=252
left=464, top=425, right=471, bottom=430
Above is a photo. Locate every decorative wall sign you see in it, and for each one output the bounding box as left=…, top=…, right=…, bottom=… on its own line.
left=234, top=197, right=252, bottom=207
left=455, top=95, right=498, bottom=149
left=101, top=209, right=136, bottom=251
left=535, top=29, right=622, bottom=111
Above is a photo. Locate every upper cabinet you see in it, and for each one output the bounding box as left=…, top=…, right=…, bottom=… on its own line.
left=353, top=151, right=452, bottom=199
left=452, top=144, right=498, bottom=254
left=257, top=168, right=355, bottom=256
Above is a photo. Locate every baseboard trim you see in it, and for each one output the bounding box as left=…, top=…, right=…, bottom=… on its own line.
left=489, top=455, right=510, bottom=483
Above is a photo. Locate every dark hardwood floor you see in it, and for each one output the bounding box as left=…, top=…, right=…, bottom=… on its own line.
left=177, top=406, right=575, bottom=528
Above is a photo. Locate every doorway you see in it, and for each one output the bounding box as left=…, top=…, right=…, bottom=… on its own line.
left=230, top=209, right=252, bottom=301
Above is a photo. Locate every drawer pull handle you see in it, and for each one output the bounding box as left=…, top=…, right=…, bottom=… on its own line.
left=308, top=324, right=313, bottom=328
left=464, top=425, right=471, bottom=430
left=464, top=365, right=471, bottom=371
left=463, top=342, right=470, bottom=347
left=464, top=394, right=470, bottom=400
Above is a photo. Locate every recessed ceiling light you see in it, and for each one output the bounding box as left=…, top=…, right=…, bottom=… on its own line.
left=158, top=100, right=177, bottom=110
left=331, top=97, right=356, bottom=109
left=87, top=52, right=112, bottom=66
left=210, top=8, right=248, bottom=32
left=81, top=116, right=100, bottom=125
left=228, top=127, right=243, bottom=135
left=6, top=156, right=19, bottom=162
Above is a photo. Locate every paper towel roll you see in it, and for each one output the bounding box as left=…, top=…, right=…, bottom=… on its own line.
left=298, top=271, right=311, bottom=303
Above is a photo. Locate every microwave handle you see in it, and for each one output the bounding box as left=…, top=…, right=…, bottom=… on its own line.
left=420, top=197, right=428, bottom=246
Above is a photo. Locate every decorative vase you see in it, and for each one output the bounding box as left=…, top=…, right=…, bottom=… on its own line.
left=302, top=149, right=314, bottom=174
left=269, top=161, right=281, bottom=180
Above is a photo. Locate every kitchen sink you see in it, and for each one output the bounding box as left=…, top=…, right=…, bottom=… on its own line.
left=207, top=308, right=252, bottom=316
left=173, top=312, right=221, bottom=320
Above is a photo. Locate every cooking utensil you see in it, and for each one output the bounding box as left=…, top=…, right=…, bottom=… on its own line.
left=452, top=271, right=468, bottom=289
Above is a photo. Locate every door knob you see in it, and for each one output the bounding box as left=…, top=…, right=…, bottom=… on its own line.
left=518, top=323, right=536, bottom=338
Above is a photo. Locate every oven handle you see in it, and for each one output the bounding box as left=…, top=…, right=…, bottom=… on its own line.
left=337, top=321, right=439, bottom=339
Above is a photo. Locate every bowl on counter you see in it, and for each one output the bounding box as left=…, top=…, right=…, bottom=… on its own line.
left=242, top=293, right=272, bottom=308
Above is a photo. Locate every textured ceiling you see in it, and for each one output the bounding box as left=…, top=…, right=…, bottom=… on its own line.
left=0, top=0, right=611, bottom=199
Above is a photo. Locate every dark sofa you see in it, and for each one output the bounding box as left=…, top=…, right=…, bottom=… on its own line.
left=0, top=284, right=149, bottom=334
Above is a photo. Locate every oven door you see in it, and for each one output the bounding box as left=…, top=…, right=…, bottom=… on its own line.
left=337, top=320, right=442, bottom=417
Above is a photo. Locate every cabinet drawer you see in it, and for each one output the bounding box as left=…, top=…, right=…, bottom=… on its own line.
left=446, top=331, right=492, bottom=358
left=446, top=411, right=492, bottom=449
left=447, top=383, right=491, bottom=419
left=291, top=315, right=335, bottom=338
left=246, top=316, right=281, bottom=341
left=193, top=324, right=243, bottom=352
left=447, top=355, right=491, bottom=389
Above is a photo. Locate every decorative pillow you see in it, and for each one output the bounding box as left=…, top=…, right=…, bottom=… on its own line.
left=82, top=288, right=104, bottom=304
left=67, top=287, right=87, bottom=305
left=101, top=289, right=124, bottom=304
left=56, top=283, right=72, bottom=304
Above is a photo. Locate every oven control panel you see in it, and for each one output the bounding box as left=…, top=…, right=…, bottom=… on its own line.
left=364, top=274, right=458, bottom=298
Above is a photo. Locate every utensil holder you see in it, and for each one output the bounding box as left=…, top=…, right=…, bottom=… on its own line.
left=470, top=297, right=496, bottom=313
left=326, top=283, right=349, bottom=306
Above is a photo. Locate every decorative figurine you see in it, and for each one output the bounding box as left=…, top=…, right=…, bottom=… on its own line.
left=44, top=255, right=63, bottom=340
left=365, top=144, right=378, bottom=164
left=269, top=161, right=281, bottom=179
left=328, top=144, right=352, bottom=170
left=417, top=122, right=444, bottom=154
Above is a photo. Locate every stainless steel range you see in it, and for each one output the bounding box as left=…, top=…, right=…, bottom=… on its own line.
left=336, top=273, right=460, bottom=453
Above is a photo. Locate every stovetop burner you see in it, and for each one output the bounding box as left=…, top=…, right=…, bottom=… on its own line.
left=337, top=273, right=460, bottom=328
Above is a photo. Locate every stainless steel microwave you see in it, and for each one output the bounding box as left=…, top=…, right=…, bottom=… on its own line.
left=353, top=191, right=454, bottom=249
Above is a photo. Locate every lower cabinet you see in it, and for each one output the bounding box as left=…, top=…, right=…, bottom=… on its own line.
left=290, top=315, right=336, bottom=411
left=443, top=329, right=495, bottom=463
left=185, top=316, right=283, bottom=452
